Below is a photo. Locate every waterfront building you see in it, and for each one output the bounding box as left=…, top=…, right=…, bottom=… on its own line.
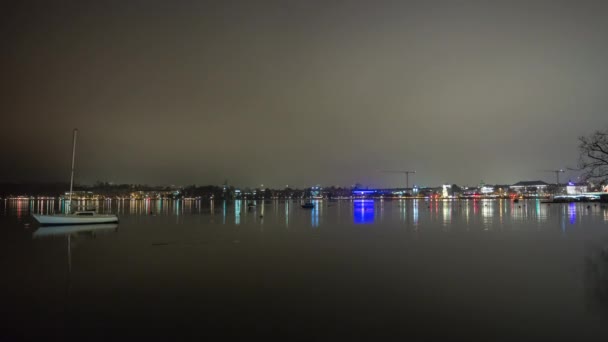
left=566, top=182, right=588, bottom=195
left=509, top=181, right=549, bottom=195
left=480, top=185, right=495, bottom=195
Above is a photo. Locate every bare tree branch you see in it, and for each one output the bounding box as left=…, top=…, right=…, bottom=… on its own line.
left=578, top=129, right=608, bottom=186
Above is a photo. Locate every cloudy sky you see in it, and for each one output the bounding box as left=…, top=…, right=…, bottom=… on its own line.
left=2, top=0, right=608, bottom=188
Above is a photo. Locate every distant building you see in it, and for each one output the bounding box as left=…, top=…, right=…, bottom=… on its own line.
left=509, top=181, right=549, bottom=195
left=352, top=189, right=378, bottom=198
left=480, top=185, right=495, bottom=195
left=418, top=187, right=442, bottom=197
left=62, top=191, right=96, bottom=200
left=442, top=184, right=451, bottom=197
left=566, top=182, right=588, bottom=195
left=460, top=187, right=478, bottom=197
left=494, top=185, right=510, bottom=196
left=310, top=186, right=323, bottom=199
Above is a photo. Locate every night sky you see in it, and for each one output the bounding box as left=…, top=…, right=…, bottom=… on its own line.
left=3, top=0, right=608, bottom=188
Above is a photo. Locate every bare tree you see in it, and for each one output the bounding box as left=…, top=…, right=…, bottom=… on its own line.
left=578, top=129, right=608, bottom=185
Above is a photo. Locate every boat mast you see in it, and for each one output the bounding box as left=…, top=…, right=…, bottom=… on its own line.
left=68, top=129, right=78, bottom=212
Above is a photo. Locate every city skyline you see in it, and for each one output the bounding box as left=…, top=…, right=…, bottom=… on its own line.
left=3, top=1, right=608, bottom=187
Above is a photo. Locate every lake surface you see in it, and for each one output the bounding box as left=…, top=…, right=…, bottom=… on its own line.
left=2, top=198, right=608, bottom=341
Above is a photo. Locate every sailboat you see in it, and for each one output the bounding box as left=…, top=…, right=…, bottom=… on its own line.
left=32, top=129, right=119, bottom=225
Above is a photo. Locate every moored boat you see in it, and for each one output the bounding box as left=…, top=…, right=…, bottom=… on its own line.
left=31, top=129, right=119, bottom=226
left=32, top=211, right=118, bottom=225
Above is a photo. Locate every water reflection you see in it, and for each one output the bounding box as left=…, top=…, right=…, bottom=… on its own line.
left=285, top=201, right=289, bottom=228
left=311, top=202, right=319, bottom=228
left=223, top=201, right=227, bottom=224
left=536, top=200, right=547, bottom=223
left=4, top=197, right=608, bottom=340
left=3, top=198, right=608, bottom=229
left=481, top=200, right=493, bottom=229
left=413, top=199, right=418, bottom=227
left=442, top=201, right=451, bottom=227
left=260, top=201, right=266, bottom=218
left=585, top=242, right=608, bottom=313
left=399, top=199, right=407, bottom=223
left=499, top=199, right=504, bottom=225
left=235, top=200, right=241, bottom=225
left=464, top=200, right=470, bottom=225
left=32, top=223, right=119, bottom=296
left=569, top=202, right=577, bottom=225
left=510, top=200, right=525, bottom=222
left=354, top=200, right=374, bottom=224
left=33, top=223, right=119, bottom=238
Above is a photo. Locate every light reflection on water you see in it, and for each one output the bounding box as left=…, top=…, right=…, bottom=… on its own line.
left=442, top=200, right=451, bottom=227
left=353, top=199, right=374, bottom=224
left=412, top=199, right=418, bottom=227
left=3, top=198, right=608, bottom=230
left=481, top=200, right=493, bottom=229
left=2, top=198, right=608, bottom=340
left=284, top=201, right=289, bottom=228
left=234, top=200, right=241, bottom=225
left=399, top=199, right=406, bottom=223
left=569, top=202, right=577, bottom=225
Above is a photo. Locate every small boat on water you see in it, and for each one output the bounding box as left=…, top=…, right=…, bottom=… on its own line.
left=31, top=129, right=119, bottom=226
left=32, top=211, right=118, bottom=225
left=301, top=202, right=314, bottom=209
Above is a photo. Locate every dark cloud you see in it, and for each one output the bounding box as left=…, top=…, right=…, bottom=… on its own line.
left=2, top=0, right=608, bottom=187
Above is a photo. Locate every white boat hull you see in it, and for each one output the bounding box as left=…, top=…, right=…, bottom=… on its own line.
left=32, top=214, right=119, bottom=225
left=33, top=223, right=119, bottom=237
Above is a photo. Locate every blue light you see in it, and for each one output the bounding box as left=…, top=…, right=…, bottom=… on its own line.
left=354, top=199, right=375, bottom=224
left=568, top=202, right=576, bottom=225
left=311, top=204, right=319, bottom=228
left=352, top=190, right=377, bottom=195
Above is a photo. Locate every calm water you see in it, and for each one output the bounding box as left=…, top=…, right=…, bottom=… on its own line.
left=2, top=198, right=608, bottom=341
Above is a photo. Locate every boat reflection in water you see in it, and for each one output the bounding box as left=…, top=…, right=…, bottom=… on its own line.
left=32, top=224, right=119, bottom=287
left=33, top=223, right=119, bottom=238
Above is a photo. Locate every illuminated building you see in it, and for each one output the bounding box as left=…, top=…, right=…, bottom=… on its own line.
left=509, top=181, right=549, bottom=195
left=442, top=184, right=450, bottom=198
left=352, top=189, right=377, bottom=198
left=566, top=182, right=588, bottom=195
left=480, top=185, right=495, bottom=194
left=310, top=186, right=323, bottom=199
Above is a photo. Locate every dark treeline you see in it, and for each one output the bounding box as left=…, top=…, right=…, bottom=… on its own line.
left=0, top=182, right=173, bottom=197
left=0, top=182, right=354, bottom=199
left=176, top=185, right=353, bottom=199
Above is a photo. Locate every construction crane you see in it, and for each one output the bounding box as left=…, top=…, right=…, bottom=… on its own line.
left=382, top=170, right=416, bottom=189
left=542, top=169, right=565, bottom=185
